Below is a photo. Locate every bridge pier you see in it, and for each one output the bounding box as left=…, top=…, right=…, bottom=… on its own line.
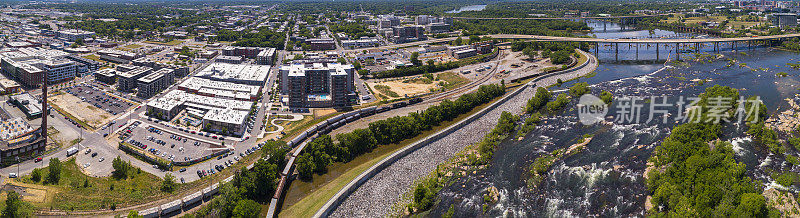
left=676, top=43, right=680, bottom=60
left=615, top=42, right=619, bottom=61
left=656, top=43, right=659, bottom=60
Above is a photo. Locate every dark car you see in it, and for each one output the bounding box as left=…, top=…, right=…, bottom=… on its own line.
left=91, top=152, right=98, bottom=157
left=179, top=168, right=186, bottom=173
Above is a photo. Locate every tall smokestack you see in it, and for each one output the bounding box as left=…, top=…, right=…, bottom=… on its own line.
left=41, top=73, right=47, bottom=142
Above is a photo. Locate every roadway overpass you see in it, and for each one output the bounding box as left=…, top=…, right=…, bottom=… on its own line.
left=451, top=14, right=664, bottom=20
left=347, top=33, right=800, bottom=59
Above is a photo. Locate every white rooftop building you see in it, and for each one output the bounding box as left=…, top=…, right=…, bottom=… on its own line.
left=195, top=63, right=271, bottom=86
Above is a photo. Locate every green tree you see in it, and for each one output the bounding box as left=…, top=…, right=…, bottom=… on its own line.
left=112, top=156, right=130, bottom=180
left=410, top=52, right=422, bottom=66
left=232, top=199, right=261, bottom=218
left=127, top=210, right=143, bottom=218
left=161, top=173, right=176, bottom=193
left=2, top=191, right=31, bottom=218
left=734, top=193, right=767, bottom=217
left=47, top=158, right=61, bottom=184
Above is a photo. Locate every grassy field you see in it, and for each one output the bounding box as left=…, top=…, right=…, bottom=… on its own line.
left=144, top=40, right=183, bottom=46
left=278, top=90, right=506, bottom=217
left=16, top=158, right=174, bottom=211
left=82, top=54, right=101, bottom=62
left=436, top=72, right=469, bottom=90
left=662, top=15, right=763, bottom=30
left=373, top=84, right=400, bottom=97
left=124, top=44, right=143, bottom=49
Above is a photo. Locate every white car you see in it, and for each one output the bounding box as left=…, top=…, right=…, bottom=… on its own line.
left=8, top=173, right=17, bottom=178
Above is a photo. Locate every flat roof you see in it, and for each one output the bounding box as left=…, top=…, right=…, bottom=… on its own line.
left=203, top=108, right=248, bottom=125
left=147, top=90, right=253, bottom=112
left=195, top=63, right=270, bottom=84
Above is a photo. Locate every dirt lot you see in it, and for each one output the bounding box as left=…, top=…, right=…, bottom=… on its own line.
left=50, top=94, right=114, bottom=128
left=367, top=81, right=436, bottom=100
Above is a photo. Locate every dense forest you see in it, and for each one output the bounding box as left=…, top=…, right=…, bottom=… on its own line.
left=453, top=0, right=695, bottom=18
left=215, top=27, right=286, bottom=49
left=646, top=85, right=775, bottom=217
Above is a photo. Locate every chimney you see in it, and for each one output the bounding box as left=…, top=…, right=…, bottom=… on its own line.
left=41, top=73, right=47, bottom=142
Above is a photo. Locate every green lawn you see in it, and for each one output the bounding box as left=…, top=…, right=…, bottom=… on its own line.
left=18, top=158, right=175, bottom=211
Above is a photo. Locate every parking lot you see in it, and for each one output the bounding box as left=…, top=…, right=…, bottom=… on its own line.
left=124, top=124, right=222, bottom=163
left=63, top=84, right=133, bottom=116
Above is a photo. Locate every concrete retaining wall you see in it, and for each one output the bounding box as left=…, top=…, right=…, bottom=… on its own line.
left=313, top=83, right=530, bottom=218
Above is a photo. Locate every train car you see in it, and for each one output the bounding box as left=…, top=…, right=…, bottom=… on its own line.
left=392, top=101, right=408, bottom=108
left=223, top=175, right=234, bottom=184
left=282, top=157, right=295, bottom=175
left=182, top=191, right=203, bottom=207
left=363, top=106, right=377, bottom=115
left=409, top=97, right=423, bottom=104
left=208, top=183, right=220, bottom=196
left=333, top=120, right=344, bottom=129
left=378, top=106, right=391, bottom=113
left=160, top=199, right=183, bottom=215
left=273, top=177, right=287, bottom=199
left=139, top=207, right=160, bottom=218
left=345, top=115, right=356, bottom=123
left=202, top=186, right=213, bottom=198
left=308, top=125, right=318, bottom=135
left=329, top=114, right=345, bottom=124
left=293, top=141, right=309, bottom=157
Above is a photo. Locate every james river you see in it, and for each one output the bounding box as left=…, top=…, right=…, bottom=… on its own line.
left=428, top=20, right=800, bottom=217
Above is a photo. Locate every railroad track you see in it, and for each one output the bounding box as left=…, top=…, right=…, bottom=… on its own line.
left=422, top=49, right=505, bottom=102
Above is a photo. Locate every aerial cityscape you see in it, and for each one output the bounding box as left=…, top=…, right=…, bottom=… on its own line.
left=0, top=0, right=798, bottom=217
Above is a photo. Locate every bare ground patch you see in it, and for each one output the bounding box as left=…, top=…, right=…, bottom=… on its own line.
left=50, top=94, right=115, bottom=128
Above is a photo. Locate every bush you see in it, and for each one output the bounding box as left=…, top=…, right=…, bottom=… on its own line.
left=568, top=82, right=590, bottom=97
left=31, top=168, right=42, bottom=182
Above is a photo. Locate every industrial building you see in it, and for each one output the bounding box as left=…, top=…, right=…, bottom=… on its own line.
left=279, top=62, right=356, bottom=108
